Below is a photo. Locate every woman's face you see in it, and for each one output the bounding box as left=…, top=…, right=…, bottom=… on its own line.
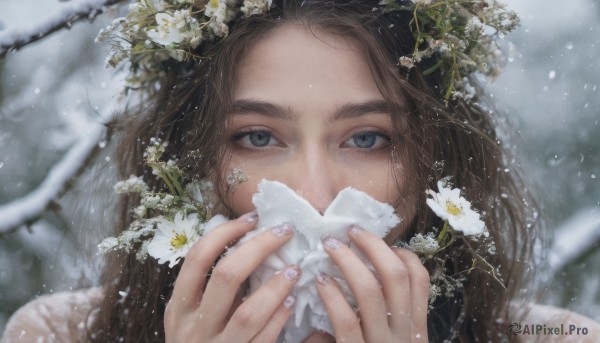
left=224, top=24, right=416, bottom=239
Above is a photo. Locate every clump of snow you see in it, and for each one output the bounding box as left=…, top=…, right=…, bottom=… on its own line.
left=234, top=179, right=401, bottom=343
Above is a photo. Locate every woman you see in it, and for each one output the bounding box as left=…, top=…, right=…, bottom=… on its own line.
left=2, top=0, right=599, bottom=342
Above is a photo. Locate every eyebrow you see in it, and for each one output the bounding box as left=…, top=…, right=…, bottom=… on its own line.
left=231, top=99, right=295, bottom=121
left=329, top=100, right=390, bottom=122
left=230, top=99, right=391, bottom=121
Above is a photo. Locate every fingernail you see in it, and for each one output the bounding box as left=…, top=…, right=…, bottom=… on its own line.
left=237, top=211, right=258, bottom=223
left=283, top=265, right=301, bottom=280
left=316, top=272, right=330, bottom=286
left=322, top=236, right=342, bottom=250
left=283, top=295, right=296, bottom=309
left=348, top=224, right=363, bottom=236
left=272, top=222, right=294, bottom=237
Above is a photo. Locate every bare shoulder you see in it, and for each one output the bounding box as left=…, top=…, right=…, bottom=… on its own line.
left=0, top=287, right=103, bottom=343
left=512, top=303, right=600, bottom=343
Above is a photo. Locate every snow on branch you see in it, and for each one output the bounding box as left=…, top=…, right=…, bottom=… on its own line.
left=0, top=0, right=126, bottom=58
left=0, top=122, right=109, bottom=233
left=548, top=208, right=600, bottom=276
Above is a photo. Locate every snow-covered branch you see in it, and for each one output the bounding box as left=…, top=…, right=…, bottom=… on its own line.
left=548, top=208, right=600, bottom=276
left=0, top=0, right=125, bottom=58
left=0, top=122, right=109, bottom=233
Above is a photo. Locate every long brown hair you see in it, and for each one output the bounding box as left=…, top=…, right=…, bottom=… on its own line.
left=90, top=1, right=540, bottom=342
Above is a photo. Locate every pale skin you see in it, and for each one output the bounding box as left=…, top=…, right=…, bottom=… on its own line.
left=162, top=23, right=600, bottom=343
left=164, top=24, right=429, bottom=342
left=2, top=17, right=600, bottom=343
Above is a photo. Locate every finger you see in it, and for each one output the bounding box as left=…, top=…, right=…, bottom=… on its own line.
left=321, top=235, right=389, bottom=340
left=200, top=223, right=294, bottom=334
left=169, top=211, right=259, bottom=314
left=221, top=265, right=300, bottom=341
left=249, top=295, right=296, bottom=343
left=315, top=273, right=365, bottom=343
left=301, top=331, right=336, bottom=343
left=392, top=247, right=430, bottom=339
left=347, top=225, right=412, bottom=334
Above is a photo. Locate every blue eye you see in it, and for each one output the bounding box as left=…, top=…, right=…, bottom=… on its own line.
left=233, top=130, right=278, bottom=148
left=248, top=131, right=271, bottom=147
left=344, top=131, right=390, bottom=149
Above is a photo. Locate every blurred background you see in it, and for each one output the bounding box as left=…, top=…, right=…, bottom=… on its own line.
left=0, top=0, right=599, bottom=332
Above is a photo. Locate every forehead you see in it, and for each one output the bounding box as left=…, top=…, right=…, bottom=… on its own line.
left=233, top=24, right=385, bottom=104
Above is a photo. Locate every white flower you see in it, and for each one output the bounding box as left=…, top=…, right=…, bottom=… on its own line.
left=205, top=0, right=228, bottom=23
left=147, top=212, right=201, bottom=267
left=147, top=213, right=228, bottom=267
left=425, top=180, right=485, bottom=235
left=241, top=0, right=271, bottom=16
left=146, top=10, right=201, bottom=48
left=204, top=0, right=238, bottom=37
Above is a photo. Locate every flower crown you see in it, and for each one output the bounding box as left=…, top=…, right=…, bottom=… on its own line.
left=96, top=0, right=519, bottom=102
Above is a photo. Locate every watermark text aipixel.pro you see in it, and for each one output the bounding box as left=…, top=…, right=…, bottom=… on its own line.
left=509, top=322, right=589, bottom=336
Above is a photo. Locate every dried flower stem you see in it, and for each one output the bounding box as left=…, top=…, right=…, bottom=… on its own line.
left=461, top=237, right=507, bottom=290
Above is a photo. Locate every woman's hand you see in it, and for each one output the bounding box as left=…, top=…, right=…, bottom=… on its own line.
left=164, top=212, right=301, bottom=343
left=309, top=225, right=430, bottom=343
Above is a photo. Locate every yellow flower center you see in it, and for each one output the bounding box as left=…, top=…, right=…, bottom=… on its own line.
left=445, top=201, right=462, bottom=216
left=209, top=0, right=219, bottom=8
left=170, top=233, right=188, bottom=249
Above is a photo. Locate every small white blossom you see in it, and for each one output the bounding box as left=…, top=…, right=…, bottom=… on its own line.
left=98, top=223, right=155, bottom=254
left=114, top=175, right=149, bottom=194
left=205, top=0, right=228, bottom=23
left=426, top=180, right=486, bottom=235
left=161, top=194, right=175, bottom=206
left=465, top=17, right=484, bottom=36
left=207, top=20, right=229, bottom=37
left=142, top=194, right=162, bottom=209
left=119, top=224, right=156, bottom=248
left=241, top=0, right=272, bottom=16
left=226, top=168, right=249, bottom=187
left=399, top=56, right=415, bottom=69
left=406, top=233, right=440, bottom=255
left=429, top=283, right=441, bottom=305
left=145, top=138, right=167, bottom=161
left=452, top=77, right=477, bottom=102
left=147, top=212, right=202, bottom=267
left=204, top=0, right=238, bottom=37
left=147, top=10, right=201, bottom=48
